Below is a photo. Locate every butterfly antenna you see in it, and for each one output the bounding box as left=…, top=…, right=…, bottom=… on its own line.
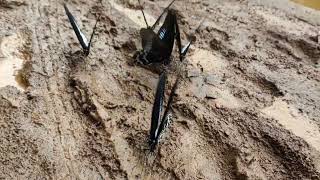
left=138, top=0, right=149, bottom=28
left=152, top=0, right=176, bottom=29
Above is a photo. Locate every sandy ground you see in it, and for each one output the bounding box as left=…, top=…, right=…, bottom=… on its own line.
left=0, top=0, right=320, bottom=179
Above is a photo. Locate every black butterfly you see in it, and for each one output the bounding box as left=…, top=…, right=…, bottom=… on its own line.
left=149, top=71, right=179, bottom=151
left=64, top=4, right=100, bottom=56
left=134, top=0, right=195, bottom=65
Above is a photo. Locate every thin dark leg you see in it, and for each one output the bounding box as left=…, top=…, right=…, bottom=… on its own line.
left=86, top=15, right=101, bottom=56
left=173, top=13, right=183, bottom=62
left=138, top=0, right=149, bottom=28
left=151, top=0, right=176, bottom=30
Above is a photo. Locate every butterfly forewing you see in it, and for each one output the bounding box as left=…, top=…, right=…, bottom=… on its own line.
left=143, top=10, right=176, bottom=64
left=157, top=10, right=175, bottom=51
left=64, top=4, right=89, bottom=50
left=150, top=72, right=167, bottom=142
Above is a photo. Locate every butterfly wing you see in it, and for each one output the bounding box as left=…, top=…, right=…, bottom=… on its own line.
left=150, top=72, right=167, bottom=143
left=156, top=77, right=179, bottom=139
left=156, top=10, right=176, bottom=54
left=64, top=4, right=89, bottom=51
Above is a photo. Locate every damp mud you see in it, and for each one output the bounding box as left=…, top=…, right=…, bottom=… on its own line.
left=0, top=0, right=320, bottom=179
left=291, top=0, right=320, bottom=10
left=0, top=32, right=30, bottom=90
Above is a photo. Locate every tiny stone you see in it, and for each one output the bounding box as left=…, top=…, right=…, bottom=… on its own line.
left=215, top=102, right=222, bottom=109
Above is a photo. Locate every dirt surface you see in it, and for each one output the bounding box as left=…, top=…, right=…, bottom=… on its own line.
left=0, top=0, right=320, bottom=179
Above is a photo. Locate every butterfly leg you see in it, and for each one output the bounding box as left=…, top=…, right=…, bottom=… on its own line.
left=85, top=15, right=101, bottom=56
